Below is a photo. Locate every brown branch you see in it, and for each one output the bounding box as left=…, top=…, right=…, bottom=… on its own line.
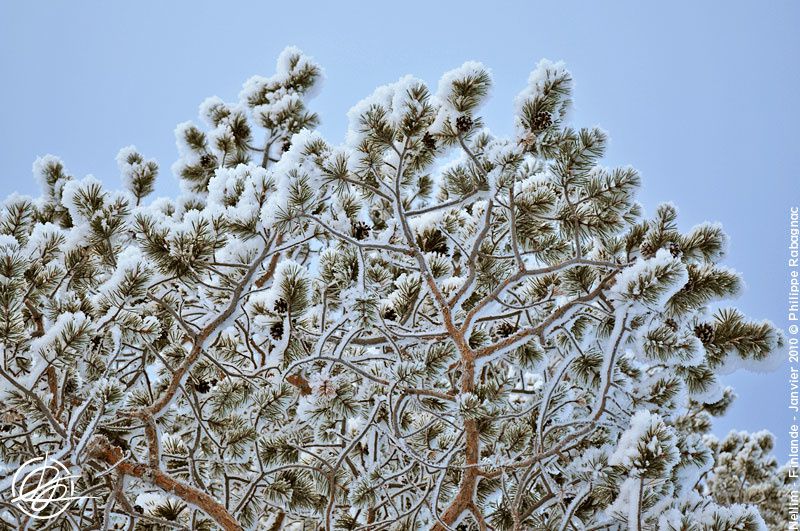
left=144, top=418, right=160, bottom=468
left=267, top=511, right=285, bottom=531
left=89, top=438, right=243, bottom=531
left=46, top=366, right=59, bottom=419
left=387, top=138, right=482, bottom=529
left=254, top=234, right=283, bottom=288
left=431, top=356, right=481, bottom=530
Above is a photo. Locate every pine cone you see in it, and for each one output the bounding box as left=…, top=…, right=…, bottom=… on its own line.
left=199, top=153, right=216, bottom=168
left=495, top=322, right=517, bottom=338
left=639, top=241, right=656, bottom=258
left=455, top=115, right=473, bottom=133
left=664, top=318, right=679, bottom=332
left=274, top=297, right=289, bottom=314
left=282, top=140, right=292, bottom=153
left=668, top=242, right=682, bottom=258
left=531, top=110, right=552, bottom=131
left=422, top=132, right=437, bottom=150
left=194, top=379, right=211, bottom=394
left=694, top=323, right=715, bottom=345
left=352, top=221, right=371, bottom=241
left=382, top=307, right=398, bottom=321
left=270, top=321, right=284, bottom=340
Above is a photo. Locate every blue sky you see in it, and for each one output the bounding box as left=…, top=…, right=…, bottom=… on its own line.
left=1, top=1, right=798, bottom=457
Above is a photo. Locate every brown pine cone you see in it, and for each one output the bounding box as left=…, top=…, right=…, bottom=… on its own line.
left=531, top=110, right=552, bottom=131
left=270, top=321, right=285, bottom=340
left=194, top=379, right=211, bottom=394
left=455, top=115, right=473, bottom=133
left=495, top=322, right=517, bottom=338
left=352, top=221, right=371, bottom=241
left=422, top=132, right=437, bottom=150
left=199, top=153, right=217, bottom=168
left=274, top=298, right=289, bottom=314
left=639, top=241, right=656, bottom=258
left=694, top=323, right=715, bottom=345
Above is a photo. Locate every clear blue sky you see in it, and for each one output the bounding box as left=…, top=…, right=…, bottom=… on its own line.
left=1, top=1, right=798, bottom=457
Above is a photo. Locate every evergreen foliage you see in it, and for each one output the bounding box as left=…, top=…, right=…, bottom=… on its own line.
left=0, top=47, right=791, bottom=530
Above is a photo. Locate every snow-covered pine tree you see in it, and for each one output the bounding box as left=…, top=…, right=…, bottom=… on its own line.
left=0, top=47, right=793, bottom=530
left=703, top=430, right=796, bottom=529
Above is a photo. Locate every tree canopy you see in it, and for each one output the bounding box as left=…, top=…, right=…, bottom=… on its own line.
left=0, top=47, right=792, bottom=530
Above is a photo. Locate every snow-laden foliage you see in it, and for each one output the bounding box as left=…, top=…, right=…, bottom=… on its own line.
left=0, top=47, right=792, bottom=530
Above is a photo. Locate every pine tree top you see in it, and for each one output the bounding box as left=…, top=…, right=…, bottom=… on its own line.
left=0, top=46, right=790, bottom=531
